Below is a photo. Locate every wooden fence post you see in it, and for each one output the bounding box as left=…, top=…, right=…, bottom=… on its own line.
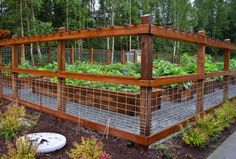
left=71, top=47, right=75, bottom=64
left=12, top=44, right=19, bottom=100
left=91, top=48, right=94, bottom=63
left=0, top=47, right=2, bottom=95
left=223, top=39, right=230, bottom=101
left=21, top=44, right=25, bottom=64
left=196, top=30, right=206, bottom=113
left=57, top=27, right=66, bottom=112
left=107, top=49, right=111, bottom=64
left=133, top=49, right=136, bottom=63
left=121, top=50, right=125, bottom=64
left=140, top=14, right=153, bottom=136
left=48, top=46, right=51, bottom=63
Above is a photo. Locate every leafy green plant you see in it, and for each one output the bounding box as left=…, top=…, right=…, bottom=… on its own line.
left=67, top=137, right=111, bottom=159
left=181, top=101, right=236, bottom=147
left=155, top=144, right=174, bottom=159
left=1, top=137, right=37, bottom=159
left=0, top=105, right=26, bottom=138
left=181, top=126, right=209, bottom=147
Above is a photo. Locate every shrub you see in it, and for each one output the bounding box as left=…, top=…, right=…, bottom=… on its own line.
left=1, top=137, right=37, bottom=159
left=181, top=101, right=236, bottom=147
left=0, top=105, right=26, bottom=138
left=181, top=126, right=209, bottom=147
left=195, top=114, right=224, bottom=140
left=67, top=137, right=111, bottom=159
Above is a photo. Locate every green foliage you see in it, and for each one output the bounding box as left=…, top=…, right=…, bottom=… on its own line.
left=155, top=144, right=174, bottom=159
left=1, top=137, right=37, bottom=159
left=181, top=101, right=236, bottom=147
left=67, top=137, right=110, bottom=159
left=182, top=126, right=209, bottom=147
left=0, top=105, right=26, bottom=138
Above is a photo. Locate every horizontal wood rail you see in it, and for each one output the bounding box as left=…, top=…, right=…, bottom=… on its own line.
left=151, top=24, right=236, bottom=51
left=0, top=24, right=149, bottom=46
left=0, top=29, right=10, bottom=39
left=0, top=66, right=234, bottom=87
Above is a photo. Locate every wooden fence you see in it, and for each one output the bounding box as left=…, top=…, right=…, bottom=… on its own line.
left=0, top=14, right=236, bottom=146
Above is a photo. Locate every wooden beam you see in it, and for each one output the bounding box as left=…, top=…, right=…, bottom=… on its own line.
left=57, top=28, right=66, bottom=112
left=223, top=39, right=230, bottom=101
left=196, top=30, right=206, bottom=113
left=48, top=46, right=51, bottom=63
left=0, top=47, right=2, bottom=94
left=140, top=14, right=153, bottom=136
left=151, top=24, right=236, bottom=51
left=71, top=47, right=75, bottom=64
left=91, top=48, right=94, bottom=63
left=11, top=45, right=19, bottom=99
left=0, top=24, right=149, bottom=46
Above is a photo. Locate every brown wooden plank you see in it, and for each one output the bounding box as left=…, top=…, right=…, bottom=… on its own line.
left=196, top=31, right=206, bottom=113
left=57, top=31, right=66, bottom=111
left=0, top=24, right=149, bottom=46
left=11, top=45, right=19, bottom=99
left=150, top=74, right=203, bottom=87
left=91, top=48, right=94, bottom=63
left=48, top=46, right=51, bottom=63
left=151, top=24, right=236, bottom=51
left=71, top=47, right=75, bottom=64
left=140, top=14, right=153, bottom=136
left=0, top=47, right=2, bottom=94
left=223, top=39, right=230, bottom=100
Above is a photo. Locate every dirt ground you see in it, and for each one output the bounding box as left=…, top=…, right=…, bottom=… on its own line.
left=0, top=100, right=236, bottom=159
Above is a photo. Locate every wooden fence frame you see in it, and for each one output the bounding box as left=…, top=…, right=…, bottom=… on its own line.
left=0, top=14, right=236, bottom=146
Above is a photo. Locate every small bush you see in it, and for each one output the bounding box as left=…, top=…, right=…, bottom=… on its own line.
left=1, top=137, right=37, bottom=159
left=0, top=105, right=26, bottom=138
left=182, top=127, right=209, bottom=147
left=155, top=144, right=174, bottom=159
left=181, top=101, right=236, bottom=147
left=67, top=137, right=111, bottom=159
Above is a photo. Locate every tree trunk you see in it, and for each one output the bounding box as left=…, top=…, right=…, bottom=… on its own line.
left=25, top=0, right=34, bottom=65
left=20, top=0, right=25, bottom=63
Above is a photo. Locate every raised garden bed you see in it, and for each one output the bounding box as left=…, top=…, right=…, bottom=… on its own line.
left=32, top=78, right=162, bottom=116
left=0, top=75, right=42, bottom=89
left=162, top=84, right=195, bottom=102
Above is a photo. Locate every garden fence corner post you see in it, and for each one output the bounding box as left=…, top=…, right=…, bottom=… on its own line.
left=71, top=47, right=75, bottom=64
left=57, top=27, right=66, bottom=112
left=196, top=30, right=206, bottom=113
left=0, top=47, right=2, bottom=95
left=223, top=39, right=230, bottom=101
left=107, top=49, right=111, bottom=64
left=11, top=44, right=19, bottom=103
left=91, top=48, right=94, bottom=63
left=140, top=14, right=153, bottom=137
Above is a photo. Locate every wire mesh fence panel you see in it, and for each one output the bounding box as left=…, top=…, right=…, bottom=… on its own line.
left=93, top=50, right=107, bottom=64
left=66, top=48, right=71, bottom=64
left=1, top=47, right=12, bottom=67
left=204, top=78, right=224, bottom=110
left=151, top=82, right=196, bottom=134
left=229, top=75, right=236, bottom=99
